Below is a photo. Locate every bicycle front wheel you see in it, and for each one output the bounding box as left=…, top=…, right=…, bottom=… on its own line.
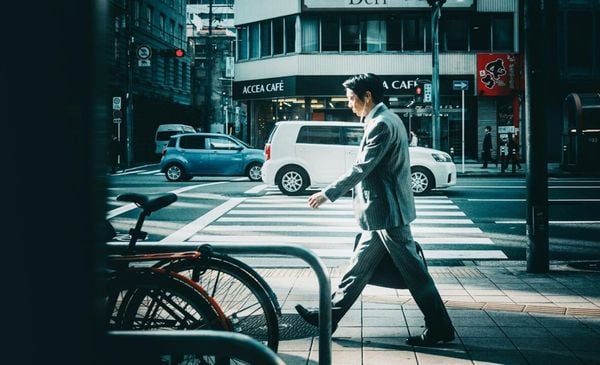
left=165, top=255, right=280, bottom=352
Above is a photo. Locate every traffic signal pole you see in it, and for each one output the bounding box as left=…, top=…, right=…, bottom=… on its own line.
left=429, top=0, right=444, bottom=151
left=524, top=0, right=549, bottom=273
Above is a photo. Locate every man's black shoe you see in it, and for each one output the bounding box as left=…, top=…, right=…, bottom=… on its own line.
left=295, top=304, right=338, bottom=333
left=406, top=327, right=455, bottom=347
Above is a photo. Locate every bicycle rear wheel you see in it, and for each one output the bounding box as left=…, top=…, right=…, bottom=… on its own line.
left=165, top=255, right=280, bottom=352
left=107, top=269, right=227, bottom=331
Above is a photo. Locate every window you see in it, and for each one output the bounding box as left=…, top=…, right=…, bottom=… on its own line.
left=301, top=16, right=319, bottom=52
left=492, top=14, right=513, bottom=51
left=285, top=15, right=296, bottom=53
left=249, top=23, right=260, bottom=58
left=565, top=11, right=593, bottom=71
left=386, top=15, right=402, bottom=51
left=343, top=127, right=364, bottom=146
left=403, top=16, right=425, bottom=51
left=296, top=126, right=342, bottom=145
left=179, top=135, right=205, bottom=150
left=260, top=20, right=271, bottom=57
left=134, top=1, right=141, bottom=27
left=321, top=15, right=339, bottom=52
left=362, top=16, right=385, bottom=52
left=146, top=5, right=154, bottom=32
left=273, top=18, right=284, bottom=55
left=159, top=13, right=166, bottom=38
left=238, top=26, right=248, bottom=60
left=208, top=136, right=239, bottom=150
left=444, top=16, right=468, bottom=51
left=342, top=15, right=360, bottom=52
left=471, top=14, right=491, bottom=51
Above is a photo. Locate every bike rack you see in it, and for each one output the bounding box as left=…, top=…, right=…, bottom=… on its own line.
left=107, top=330, right=285, bottom=365
left=107, top=242, right=333, bottom=365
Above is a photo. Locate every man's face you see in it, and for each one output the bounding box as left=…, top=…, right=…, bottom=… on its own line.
left=346, top=89, right=367, bottom=117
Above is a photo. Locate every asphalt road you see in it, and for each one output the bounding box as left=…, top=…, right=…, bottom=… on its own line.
left=107, top=167, right=600, bottom=266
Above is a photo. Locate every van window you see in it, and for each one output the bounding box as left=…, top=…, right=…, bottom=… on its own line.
left=297, top=126, right=342, bottom=145
left=266, top=125, right=279, bottom=143
left=179, top=135, right=206, bottom=150
left=343, top=127, right=363, bottom=146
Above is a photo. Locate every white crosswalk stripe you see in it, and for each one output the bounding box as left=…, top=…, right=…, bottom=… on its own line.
left=188, top=187, right=508, bottom=261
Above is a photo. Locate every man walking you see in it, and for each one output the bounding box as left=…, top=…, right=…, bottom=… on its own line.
left=481, top=126, right=492, bottom=168
left=295, top=73, right=455, bottom=346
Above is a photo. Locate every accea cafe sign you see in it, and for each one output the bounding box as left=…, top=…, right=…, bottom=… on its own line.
left=304, top=0, right=473, bottom=8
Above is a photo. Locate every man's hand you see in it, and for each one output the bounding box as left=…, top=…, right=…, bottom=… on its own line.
left=308, top=192, right=328, bottom=209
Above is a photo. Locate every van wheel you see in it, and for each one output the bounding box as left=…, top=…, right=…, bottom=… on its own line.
left=165, top=164, right=185, bottom=182
left=411, top=167, right=434, bottom=195
left=246, top=162, right=263, bottom=182
left=277, top=167, right=309, bottom=195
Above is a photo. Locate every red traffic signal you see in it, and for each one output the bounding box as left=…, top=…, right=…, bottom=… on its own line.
left=160, top=48, right=185, bottom=57
left=415, top=86, right=422, bottom=95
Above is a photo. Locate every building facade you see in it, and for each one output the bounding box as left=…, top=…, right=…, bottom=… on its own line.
left=232, top=0, right=523, bottom=162
left=109, top=0, right=193, bottom=165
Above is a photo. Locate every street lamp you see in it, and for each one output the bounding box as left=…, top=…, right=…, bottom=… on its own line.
left=427, top=0, right=446, bottom=151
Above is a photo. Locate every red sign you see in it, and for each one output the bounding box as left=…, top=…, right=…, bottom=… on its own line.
left=477, top=53, right=519, bottom=96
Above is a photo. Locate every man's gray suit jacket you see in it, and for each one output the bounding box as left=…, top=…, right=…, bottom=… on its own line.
left=323, top=104, right=416, bottom=231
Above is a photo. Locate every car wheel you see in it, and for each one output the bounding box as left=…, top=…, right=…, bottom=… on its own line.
left=277, top=166, right=309, bottom=195
left=411, top=167, right=434, bottom=195
left=246, top=162, right=262, bottom=182
left=165, top=164, right=185, bottom=182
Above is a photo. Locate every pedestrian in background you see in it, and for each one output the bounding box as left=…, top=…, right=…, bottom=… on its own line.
left=499, top=135, right=509, bottom=173
left=509, top=134, right=522, bottom=173
left=295, top=73, right=455, bottom=347
left=109, top=134, right=120, bottom=173
left=481, top=126, right=492, bottom=168
left=409, top=130, right=418, bottom=147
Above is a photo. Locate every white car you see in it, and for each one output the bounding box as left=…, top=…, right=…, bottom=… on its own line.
left=262, top=121, right=456, bottom=196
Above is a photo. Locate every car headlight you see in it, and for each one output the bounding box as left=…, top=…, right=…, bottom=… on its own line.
left=431, top=152, right=453, bottom=162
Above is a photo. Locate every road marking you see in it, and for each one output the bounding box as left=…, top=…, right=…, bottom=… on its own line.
left=236, top=203, right=460, bottom=209
left=244, top=184, right=268, bottom=194
left=202, top=225, right=484, bottom=233
left=139, top=169, right=161, bottom=175
left=161, top=198, right=245, bottom=242
left=496, top=220, right=600, bottom=224
left=217, top=217, right=474, bottom=224
left=468, top=198, right=600, bottom=202
left=226, top=209, right=466, bottom=217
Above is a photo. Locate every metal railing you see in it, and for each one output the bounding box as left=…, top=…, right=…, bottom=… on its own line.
left=108, top=330, right=285, bottom=365
left=107, top=242, right=332, bottom=365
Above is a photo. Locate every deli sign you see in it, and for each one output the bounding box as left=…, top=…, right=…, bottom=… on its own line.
left=477, top=53, right=521, bottom=96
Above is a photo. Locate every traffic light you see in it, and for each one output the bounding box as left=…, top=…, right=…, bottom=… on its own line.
left=159, top=48, right=185, bottom=57
left=415, top=85, right=423, bottom=104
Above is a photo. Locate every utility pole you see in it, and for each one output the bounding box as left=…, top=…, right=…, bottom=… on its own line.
left=205, top=0, right=214, bottom=131
left=125, top=0, right=135, bottom=167
left=524, top=0, right=549, bottom=273
left=428, top=0, right=445, bottom=151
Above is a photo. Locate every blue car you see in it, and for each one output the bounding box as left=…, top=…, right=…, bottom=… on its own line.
left=160, top=133, right=264, bottom=182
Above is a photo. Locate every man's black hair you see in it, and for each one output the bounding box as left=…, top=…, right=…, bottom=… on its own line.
left=342, top=73, right=385, bottom=104
left=485, top=126, right=491, bottom=131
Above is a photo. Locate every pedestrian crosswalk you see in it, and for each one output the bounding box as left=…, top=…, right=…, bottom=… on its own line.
left=187, top=187, right=508, bottom=261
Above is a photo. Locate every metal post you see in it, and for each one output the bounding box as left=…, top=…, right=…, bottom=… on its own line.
left=205, top=0, right=214, bottom=130
left=461, top=89, right=465, bottom=173
left=524, top=0, right=549, bottom=273
left=430, top=0, right=444, bottom=151
left=125, top=0, right=134, bottom=167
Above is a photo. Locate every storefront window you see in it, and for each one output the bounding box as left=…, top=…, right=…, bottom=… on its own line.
left=275, top=98, right=306, bottom=121
left=301, top=16, right=319, bottom=52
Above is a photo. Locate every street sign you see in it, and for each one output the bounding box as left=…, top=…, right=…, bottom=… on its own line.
left=423, top=83, right=432, bottom=103
left=136, top=44, right=152, bottom=60
left=138, top=59, right=151, bottom=67
left=453, top=80, right=469, bottom=91
left=113, top=118, right=122, bottom=124
left=112, top=96, right=121, bottom=110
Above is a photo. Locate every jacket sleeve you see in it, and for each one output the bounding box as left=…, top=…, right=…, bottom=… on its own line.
left=323, top=121, right=391, bottom=202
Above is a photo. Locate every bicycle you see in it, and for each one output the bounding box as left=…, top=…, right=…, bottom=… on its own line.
left=105, top=192, right=281, bottom=355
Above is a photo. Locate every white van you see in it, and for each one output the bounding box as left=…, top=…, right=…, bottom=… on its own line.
left=261, top=121, right=457, bottom=195
left=154, top=124, right=196, bottom=154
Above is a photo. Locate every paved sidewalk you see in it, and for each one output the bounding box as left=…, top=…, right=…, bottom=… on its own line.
left=454, top=162, right=574, bottom=178
left=254, top=261, right=600, bottom=365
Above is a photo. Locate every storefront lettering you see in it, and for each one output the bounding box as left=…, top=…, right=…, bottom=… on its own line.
left=382, top=79, right=417, bottom=90
left=242, top=81, right=285, bottom=95
left=348, top=0, right=387, bottom=5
